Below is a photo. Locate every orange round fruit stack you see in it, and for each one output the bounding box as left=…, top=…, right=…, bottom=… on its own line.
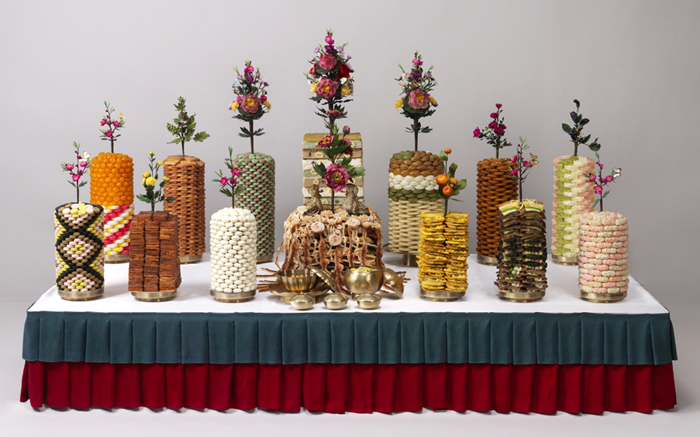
left=90, top=153, right=134, bottom=206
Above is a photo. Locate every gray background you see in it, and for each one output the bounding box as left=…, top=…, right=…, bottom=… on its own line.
left=2, top=1, right=700, bottom=434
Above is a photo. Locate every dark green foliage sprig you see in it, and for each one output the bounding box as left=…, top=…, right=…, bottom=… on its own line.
left=166, top=96, right=210, bottom=156
left=561, top=99, right=601, bottom=156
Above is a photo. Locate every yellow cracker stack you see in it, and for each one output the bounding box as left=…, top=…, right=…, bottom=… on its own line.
left=418, top=211, right=470, bottom=294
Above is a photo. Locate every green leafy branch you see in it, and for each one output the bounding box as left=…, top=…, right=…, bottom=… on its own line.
left=166, top=96, right=210, bottom=156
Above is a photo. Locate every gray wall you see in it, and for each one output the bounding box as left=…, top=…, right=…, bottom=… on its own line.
left=2, top=0, right=698, bottom=303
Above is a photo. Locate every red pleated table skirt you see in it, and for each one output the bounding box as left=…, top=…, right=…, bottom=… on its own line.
left=21, top=361, right=676, bottom=414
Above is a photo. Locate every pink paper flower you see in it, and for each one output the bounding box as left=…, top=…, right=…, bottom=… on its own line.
left=325, top=163, right=350, bottom=192
left=589, top=175, right=596, bottom=182
left=343, top=126, right=351, bottom=135
left=65, top=164, right=74, bottom=171
left=317, top=135, right=333, bottom=147
left=113, top=121, right=120, bottom=127
left=104, top=131, right=113, bottom=138
left=241, top=93, right=261, bottom=113
left=408, top=90, right=430, bottom=110
left=490, top=112, right=498, bottom=119
left=319, top=53, right=337, bottom=71
left=510, top=168, right=518, bottom=175
left=231, top=168, right=241, bottom=177
left=325, top=35, right=334, bottom=45
left=495, top=103, right=502, bottom=108
left=100, top=119, right=107, bottom=126
left=512, top=155, right=518, bottom=163
left=316, top=78, right=339, bottom=99
left=473, top=128, right=481, bottom=138
left=594, top=185, right=603, bottom=194
left=72, top=174, right=80, bottom=182
left=220, top=177, right=228, bottom=185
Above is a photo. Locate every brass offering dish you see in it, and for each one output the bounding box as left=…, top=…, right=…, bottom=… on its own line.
left=344, top=266, right=384, bottom=300
left=278, top=269, right=320, bottom=293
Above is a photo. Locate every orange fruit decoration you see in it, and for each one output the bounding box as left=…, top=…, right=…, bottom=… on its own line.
left=442, top=185, right=453, bottom=195
left=436, top=174, right=448, bottom=185
left=449, top=177, right=458, bottom=185
left=90, top=153, right=134, bottom=206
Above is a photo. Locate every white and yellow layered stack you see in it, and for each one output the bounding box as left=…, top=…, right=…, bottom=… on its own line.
left=552, top=155, right=595, bottom=260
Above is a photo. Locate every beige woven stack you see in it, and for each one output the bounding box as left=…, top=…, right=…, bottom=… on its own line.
left=476, top=158, right=518, bottom=263
left=163, top=155, right=206, bottom=262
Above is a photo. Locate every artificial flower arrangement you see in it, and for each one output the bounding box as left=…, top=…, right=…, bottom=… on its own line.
left=55, top=142, right=105, bottom=301
left=92, top=101, right=134, bottom=262
left=395, top=51, right=438, bottom=151
left=474, top=103, right=511, bottom=158
left=136, top=152, right=174, bottom=214
left=213, top=146, right=245, bottom=209
left=584, top=151, right=622, bottom=211
left=306, top=30, right=364, bottom=212
left=562, top=99, right=601, bottom=156
left=100, top=101, right=125, bottom=153
left=61, top=142, right=91, bottom=203
left=434, top=148, right=467, bottom=215
left=229, top=61, right=271, bottom=154
left=167, top=96, right=211, bottom=155
left=508, top=137, right=540, bottom=202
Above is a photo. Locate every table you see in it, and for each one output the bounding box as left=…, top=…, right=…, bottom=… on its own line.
left=20, top=253, right=677, bottom=414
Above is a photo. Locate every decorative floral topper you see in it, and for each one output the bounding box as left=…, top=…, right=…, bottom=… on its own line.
left=213, top=146, right=245, bottom=209
left=562, top=99, right=600, bottom=156
left=61, top=142, right=91, bottom=203
left=508, top=137, right=539, bottom=202
left=166, top=96, right=210, bottom=156
left=100, top=101, right=125, bottom=153
left=395, top=51, right=438, bottom=151
left=584, top=151, right=621, bottom=211
left=136, top=152, right=174, bottom=215
left=306, top=30, right=354, bottom=131
left=435, top=148, right=467, bottom=216
left=230, top=61, right=270, bottom=154
left=474, top=103, right=511, bottom=159
left=311, top=124, right=364, bottom=212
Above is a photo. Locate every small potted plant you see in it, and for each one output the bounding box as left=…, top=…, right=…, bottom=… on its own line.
left=386, top=52, right=443, bottom=263
left=472, top=103, right=519, bottom=265
left=418, top=148, right=469, bottom=302
left=579, top=152, right=626, bottom=302
left=210, top=147, right=257, bottom=303
left=55, top=143, right=105, bottom=301
left=495, top=139, right=548, bottom=302
left=129, top=152, right=181, bottom=302
left=90, top=101, right=134, bottom=263
left=163, top=96, right=210, bottom=264
left=229, top=61, right=276, bottom=263
left=552, top=99, right=600, bottom=265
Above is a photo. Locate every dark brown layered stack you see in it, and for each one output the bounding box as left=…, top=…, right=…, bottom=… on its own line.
left=128, top=211, right=181, bottom=292
left=496, top=201, right=547, bottom=297
left=163, top=155, right=206, bottom=260
left=476, top=158, right=518, bottom=261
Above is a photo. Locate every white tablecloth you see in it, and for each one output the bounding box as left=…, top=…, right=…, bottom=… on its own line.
left=30, top=253, right=667, bottom=315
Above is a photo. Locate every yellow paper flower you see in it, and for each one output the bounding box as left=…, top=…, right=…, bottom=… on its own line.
left=229, top=101, right=239, bottom=111
left=141, top=178, right=146, bottom=185
left=310, top=82, right=318, bottom=93
left=395, top=98, right=403, bottom=109
left=142, top=172, right=150, bottom=178
left=119, top=113, right=124, bottom=119
left=157, top=160, right=163, bottom=166
left=263, top=100, right=271, bottom=110
left=145, top=177, right=157, bottom=186
left=429, top=96, right=437, bottom=106
left=149, top=151, right=154, bottom=155
left=162, top=176, right=170, bottom=182
left=341, top=86, right=351, bottom=96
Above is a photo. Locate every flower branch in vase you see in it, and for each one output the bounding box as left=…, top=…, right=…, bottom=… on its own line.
left=213, top=146, right=245, bottom=209
left=584, top=151, right=621, bottom=211
left=61, top=142, right=91, bottom=203
left=136, top=152, right=174, bottom=215
left=395, top=51, right=438, bottom=151
left=474, top=103, right=511, bottom=159
left=230, top=61, right=270, bottom=154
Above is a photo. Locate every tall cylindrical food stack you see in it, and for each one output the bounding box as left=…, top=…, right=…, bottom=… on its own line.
left=476, top=158, right=518, bottom=264
left=90, top=152, right=134, bottom=263
left=387, top=150, right=443, bottom=255
left=209, top=207, right=258, bottom=302
left=578, top=211, right=629, bottom=302
left=163, top=155, right=206, bottom=263
left=551, top=155, right=595, bottom=264
left=55, top=202, right=105, bottom=301
left=232, top=152, right=275, bottom=263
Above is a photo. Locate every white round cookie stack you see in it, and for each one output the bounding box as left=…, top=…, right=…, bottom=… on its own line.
left=578, top=211, right=629, bottom=302
left=210, top=207, right=258, bottom=302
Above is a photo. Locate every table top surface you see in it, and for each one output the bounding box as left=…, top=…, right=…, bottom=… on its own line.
left=30, top=253, right=667, bottom=315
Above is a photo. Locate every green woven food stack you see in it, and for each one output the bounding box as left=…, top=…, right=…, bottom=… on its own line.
left=232, top=152, right=275, bottom=263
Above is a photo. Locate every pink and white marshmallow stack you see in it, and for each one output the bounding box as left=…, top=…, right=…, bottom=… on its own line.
left=578, top=211, right=629, bottom=302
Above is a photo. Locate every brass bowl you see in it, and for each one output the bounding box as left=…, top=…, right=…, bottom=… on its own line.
left=324, top=292, right=349, bottom=310
left=344, top=265, right=384, bottom=299
left=290, top=293, right=315, bottom=310
left=278, top=269, right=320, bottom=293
left=381, top=268, right=404, bottom=298
left=356, top=293, right=381, bottom=309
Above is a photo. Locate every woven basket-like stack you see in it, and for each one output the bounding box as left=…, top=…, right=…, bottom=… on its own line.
left=387, top=150, right=444, bottom=254
left=128, top=211, right=181, bottom=301
left=552, top=155, right=595, bottom=264
left=476, top=158, right=518, bottom=265
left=232, top=152, right=276, bottom=263
left=163, top=155, right=206, bottom=263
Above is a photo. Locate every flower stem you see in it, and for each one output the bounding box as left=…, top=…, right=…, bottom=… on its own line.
left=413, top=118, right=419, bottom=152
left=574, top=142, right=578, bottom=157
left=331, top=191, right=335, bottom=213
left=249, top=120, right=255, bottom=154
left=443, top=198, right=448, bottom=217
left=110, top=138, right=114, bottom=154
